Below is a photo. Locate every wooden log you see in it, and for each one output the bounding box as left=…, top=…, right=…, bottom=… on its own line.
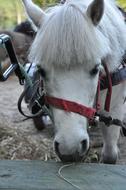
left=0, top=160, right=126, bottom=190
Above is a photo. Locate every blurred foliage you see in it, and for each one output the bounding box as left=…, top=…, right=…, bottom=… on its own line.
left=0, top=0, right=26, bottom=29
left=0, top=0, right=59, bottom=29
left=33, top=0, right=58, bottom=7
left=117, top=0, right=126, bottom=10
left=0, top=0, right=125, bottom=30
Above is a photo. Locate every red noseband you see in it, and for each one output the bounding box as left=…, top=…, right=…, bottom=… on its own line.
left=17, top=58, right=126, bottom=131
left=45, top=96, right=96, bottom=119
left=44, top=62, right=113, bottom=121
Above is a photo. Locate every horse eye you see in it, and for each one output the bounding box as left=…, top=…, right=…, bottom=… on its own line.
left=39, top=68, right=46, bottom=78
left=90, top=65, right=99, bottom=76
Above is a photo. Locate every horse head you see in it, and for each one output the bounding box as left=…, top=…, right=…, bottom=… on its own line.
left=22, top=0, right=111, bottom=162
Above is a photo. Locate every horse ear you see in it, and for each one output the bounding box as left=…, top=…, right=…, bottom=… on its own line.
left=87, top=0, right=104, bottom=25
left=22, top=0, right=46, bottom=27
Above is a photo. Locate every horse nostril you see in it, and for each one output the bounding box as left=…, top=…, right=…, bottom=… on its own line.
left=54, top=141, right=60, bottom=154
left=81, top=139, right=88, bottom=152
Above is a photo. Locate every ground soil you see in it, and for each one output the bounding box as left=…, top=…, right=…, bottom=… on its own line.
left=0, top=76, right=126, bottom=164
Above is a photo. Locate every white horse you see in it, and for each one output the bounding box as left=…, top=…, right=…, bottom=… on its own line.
left=22, top=0, right=126, bottom=163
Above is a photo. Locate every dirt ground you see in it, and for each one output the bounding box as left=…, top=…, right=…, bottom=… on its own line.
left=0, top=75, right=126, bottom=164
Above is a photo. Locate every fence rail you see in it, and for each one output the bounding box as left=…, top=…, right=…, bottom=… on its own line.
left=0, top=160, right=126, bottom=190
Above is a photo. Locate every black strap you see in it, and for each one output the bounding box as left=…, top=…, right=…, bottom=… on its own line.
left=95, top=112, right=126, bottom=129
left=17, top=85, right=45, bottom=118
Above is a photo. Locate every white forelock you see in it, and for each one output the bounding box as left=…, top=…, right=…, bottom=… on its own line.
left=29, top=0, right=126, bottom=71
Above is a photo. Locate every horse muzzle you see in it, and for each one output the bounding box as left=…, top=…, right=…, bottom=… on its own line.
left=54, top=139, right=89, bottom=162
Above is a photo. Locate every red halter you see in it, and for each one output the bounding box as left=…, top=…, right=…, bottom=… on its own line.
left=18, top=59, right=126, bottom=130
left=44, top=62, right=113, bottom=121
left=45, top=96, right=96, bottom=119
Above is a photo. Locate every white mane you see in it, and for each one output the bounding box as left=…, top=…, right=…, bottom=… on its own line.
left=29, top=0, right=126, bottom=71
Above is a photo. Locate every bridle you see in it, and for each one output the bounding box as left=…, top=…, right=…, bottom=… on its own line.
left=18, top=6, right=126, bottom=130
left=43, top=59, right=126, bottom=128
left=43, top=60, right=112, bottom=121
left=18, top=56, right=126, bottom=131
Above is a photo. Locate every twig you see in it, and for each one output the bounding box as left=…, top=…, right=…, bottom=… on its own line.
left=58, top=163, right=82, bottom=190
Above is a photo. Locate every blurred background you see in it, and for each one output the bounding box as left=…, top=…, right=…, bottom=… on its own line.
left=0, top=0, right=58, bottom=29
left=0, top=0, right=125, bottom=30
